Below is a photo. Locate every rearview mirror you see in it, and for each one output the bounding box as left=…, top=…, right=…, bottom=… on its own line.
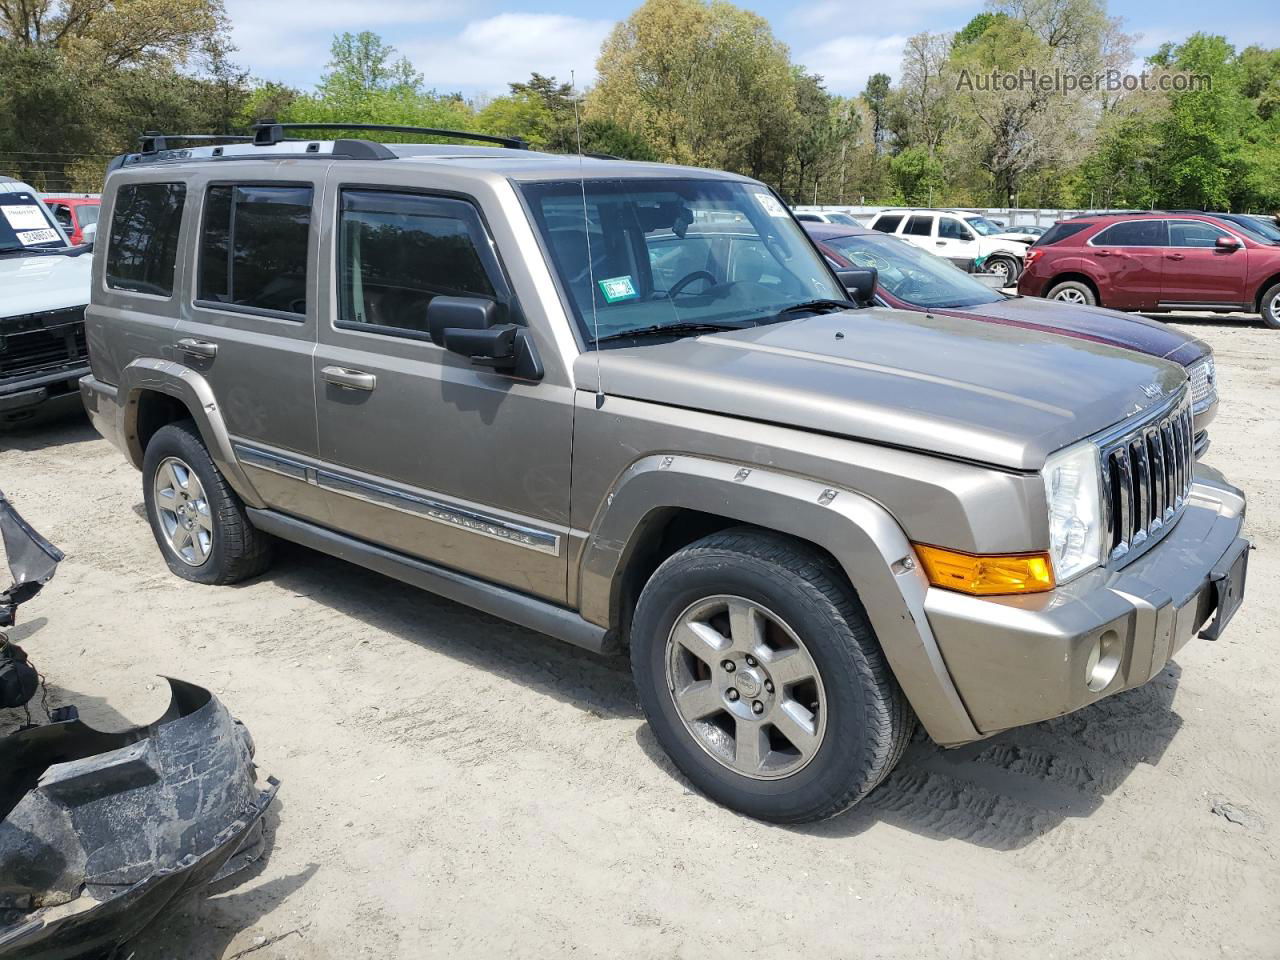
left=836, top=268, right=877, bottom=307
left=1215, top=235, right=1242, bottom=250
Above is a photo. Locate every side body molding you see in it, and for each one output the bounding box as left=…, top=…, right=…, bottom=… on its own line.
left=115, top=358, right=266, bottom=509
left=578, top=454, right=981, bottom=746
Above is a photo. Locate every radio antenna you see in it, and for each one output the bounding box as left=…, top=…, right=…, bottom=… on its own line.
left=572, top=69, right=604, bottom=408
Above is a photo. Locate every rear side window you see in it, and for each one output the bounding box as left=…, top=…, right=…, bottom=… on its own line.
left=106, top=182, right=186, bottom=296
left=903, top=215, right=933, bottom=236
left=1092, top=219, right=1167, bottom=247
left=1034, top=221, right=1092, bottom=246
left=199, top=184, right=312, bottom=316
left=337, top=190, right=506, bottom=337
left=872, top=214, right=902, bottom=233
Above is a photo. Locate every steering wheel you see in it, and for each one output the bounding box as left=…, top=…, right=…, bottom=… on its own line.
left=666, top=270, right=717, bottom=298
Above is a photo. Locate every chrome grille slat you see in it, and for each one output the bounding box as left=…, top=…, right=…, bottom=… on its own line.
left=1099, top=390, right=1194, bottom=566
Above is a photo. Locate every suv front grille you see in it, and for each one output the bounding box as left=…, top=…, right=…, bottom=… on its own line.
left=0, top=307, right=88, bottom=381
left=1188, top=356, right=1216, bottom=414
left=1099, top=390, right=1194, bottom=565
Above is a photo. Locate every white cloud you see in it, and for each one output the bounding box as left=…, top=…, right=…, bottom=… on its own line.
left=401, top=13, right=614, bottom=94
left=791, top=0, right=976, bottom=33
left=798, top=33, right=910, bottom=95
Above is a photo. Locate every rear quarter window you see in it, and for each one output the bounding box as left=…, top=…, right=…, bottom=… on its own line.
left=1034, top=221, right=1093, bottom=246
left=106, top=182, right=186, bottom=296
left=872, top=214, right=902, bottom=234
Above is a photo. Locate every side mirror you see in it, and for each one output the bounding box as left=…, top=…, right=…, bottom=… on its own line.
left=836, top=268, right=877, bottom=307
left=80, top=222, right=96, bottom=245
left=425, top=295, right=543, bottom=380
left=1215, top=235, right=1241, bottom=250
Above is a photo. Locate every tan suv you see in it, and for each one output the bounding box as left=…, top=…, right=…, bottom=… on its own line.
left=81, top=124, right=1250, bottom=822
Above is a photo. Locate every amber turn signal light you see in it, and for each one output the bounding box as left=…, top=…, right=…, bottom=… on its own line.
left=914, top=544, right=1056, bottom=596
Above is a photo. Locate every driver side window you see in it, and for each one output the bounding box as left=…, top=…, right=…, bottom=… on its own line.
left=938, top=218, right=971, bottom=241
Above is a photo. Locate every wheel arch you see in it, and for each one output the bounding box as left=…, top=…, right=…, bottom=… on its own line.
left=116, top=358, right=266, bottom=509
left=580, top=454, right=980, bottom=745
left=1252, top=272, right=1280, bottom=312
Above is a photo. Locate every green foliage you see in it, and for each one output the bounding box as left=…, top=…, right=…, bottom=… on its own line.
left=890, top=147, right=945, bottom=205
left=952, top=12, right=1010, bottom=48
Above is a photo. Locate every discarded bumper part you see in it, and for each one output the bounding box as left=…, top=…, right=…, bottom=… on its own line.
left=0, top=488, right=64, bottom=709
left=0, top=679, right=279, bottom=960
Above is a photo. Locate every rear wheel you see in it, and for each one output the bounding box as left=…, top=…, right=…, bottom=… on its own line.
left=1046, top=279, right=1097, bottom=306
left=1260, top=282, right=1280, bottom=330
left=630, top=528, right=913, bottom=823
left=142, top=421, right=272, bottom=585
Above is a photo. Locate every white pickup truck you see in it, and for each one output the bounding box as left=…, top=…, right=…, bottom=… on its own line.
left=1, top=177, right=92, bottom=426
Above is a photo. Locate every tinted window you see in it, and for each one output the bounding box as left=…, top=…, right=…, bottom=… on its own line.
left=1092, top=219, right=1167, bottom=247
left=50, top=204, right=73, bottom=229
left=106, top=183, right=186, bottom=296
left=1035, top=221, right=1092, bottom=246
left=795, top=213, right=820, bottom=222
left=904, top=215, right=933, bottom=237
left=199, top=184, right=311, bottom=315
left=78, top=204, right=100, bottom=227
left=938, top=217, right=971, bottom=240
left=338, top=190, right=501, bottom=336
left=872, top=214, right=902, bottom=233
left=1169, top=220, right=1231, bottom=247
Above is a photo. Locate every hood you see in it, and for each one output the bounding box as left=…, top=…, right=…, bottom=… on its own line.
left=0, top=252, right=91, bottom=318
left=939, top=296, right=1208, bottom=367
left=579, top=307, right=1188, bottom=471
left=993, top=231, right=1035, bottom=243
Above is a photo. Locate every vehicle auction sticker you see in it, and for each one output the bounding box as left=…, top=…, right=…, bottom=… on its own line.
left=754, top=192, right=789, bottom=218
left=16, top=228, right=60, bottom=246
left=2, top=204, right=52, bottom=230
left=598, top=275, right=638, bottom=303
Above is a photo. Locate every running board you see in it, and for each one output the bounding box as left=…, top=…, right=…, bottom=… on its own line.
left=247, top=508, right=613, bottom=654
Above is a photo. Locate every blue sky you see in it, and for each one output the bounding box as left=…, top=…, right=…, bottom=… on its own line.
left=222, top=0, right=1279, bottom=99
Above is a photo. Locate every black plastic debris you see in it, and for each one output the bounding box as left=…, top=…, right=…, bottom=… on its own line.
left=0, top=488, right=64, bottom=710
left=0, top=679, right=279, bottom=960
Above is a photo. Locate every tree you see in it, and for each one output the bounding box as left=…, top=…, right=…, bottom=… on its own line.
left=890, top=147, right=945, bottom=204
left=862, top=72, right=891, bottom=153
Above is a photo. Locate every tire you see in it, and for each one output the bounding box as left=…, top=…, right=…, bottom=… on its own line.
left=1260, top=282, right=1280, bottom=330
left=985, top=255, right=1021, bottom=286
left=630, top=528, right=913, bottom=823
left=142, top=421, right=272, bottom=585
left=1045, top=279, right=1097, bottom=306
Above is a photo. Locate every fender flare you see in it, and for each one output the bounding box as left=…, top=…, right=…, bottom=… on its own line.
left=579, top=454, right=981, bottom=746
left=115, top=358, right=266, bottom=509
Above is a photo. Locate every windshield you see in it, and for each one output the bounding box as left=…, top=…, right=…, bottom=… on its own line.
left=0, top=192, right=64, bottom=254
left=964, top=216, right=1005, bottom=236
left=1229, top=215, right=1280, bottom=244
left=827, top=213, right=859, bottom=225
left=78, top=204, right=100, bottom=227
left=520, top=178, right=841, bottom=345
left=826, top=233, right=1004, bottom=309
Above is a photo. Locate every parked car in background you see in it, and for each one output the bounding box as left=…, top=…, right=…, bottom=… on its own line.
left=793, top=210, right=863, bottom=226
left=1, top=177, right=92, bottom=426
left=805, top=221, right=1218, bottom=451
left=1001, top=224, right=1049, bottom=243
left=41, top=194, right=101, bottom=245
left=865, top=208, right=1028, bottom=285
left=1018, top=211, right=1280, bottom=329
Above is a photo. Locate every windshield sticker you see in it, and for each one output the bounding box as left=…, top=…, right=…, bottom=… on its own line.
left=598, top=275, right=638, bottom=303
left=2, top=204, right=52, bottom=231
left=754, top=192, right=789, bottom=218
left=16, top=228, right=60, bottom=246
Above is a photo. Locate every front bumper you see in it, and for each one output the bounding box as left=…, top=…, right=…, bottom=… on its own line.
left=924, top=464, right=1247, bottom=736
left=0, top=364, right=89, bottom=416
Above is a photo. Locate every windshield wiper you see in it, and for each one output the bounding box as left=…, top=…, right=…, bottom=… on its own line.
left=773, top=298, right=860, bottom=319
left=592, top=321, right=744, bottom=345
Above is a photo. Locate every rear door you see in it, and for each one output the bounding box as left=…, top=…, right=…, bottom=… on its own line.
left=1085, top=219, right=1167, bottom=310
left=897, top=213, right=935, bottom=255
left=176, top=166, right=327, bottom=524
left=1160, top=219, right=1249, bottom=306
left=310, top=183, right=572, bottom=603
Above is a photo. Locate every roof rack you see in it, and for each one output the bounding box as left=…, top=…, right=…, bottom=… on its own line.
left=140, top=132, right=253, bottom=154
left=249, top=119, right=528, bottom=150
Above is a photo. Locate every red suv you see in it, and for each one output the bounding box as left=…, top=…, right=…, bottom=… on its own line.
left=1017, top=212, right=1280, bottom=329
left=41, top=195, right=100, bottom=246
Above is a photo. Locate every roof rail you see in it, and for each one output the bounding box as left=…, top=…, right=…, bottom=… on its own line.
left=250, top=119, right=529, bottom=150
left=140, top=132, right=253, bottom=154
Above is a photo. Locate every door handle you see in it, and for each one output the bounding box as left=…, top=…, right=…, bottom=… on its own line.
left=321, top=366, right=376, bottom=391
left=935, top=241, right=946, bottom=246
left=1166, top=253, right=1185, bottom=261
left=177, top=338, right=218, bottom=359
left=1093, top=250, right=1111, bottom=257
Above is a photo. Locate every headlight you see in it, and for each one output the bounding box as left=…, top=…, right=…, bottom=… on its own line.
left=1042, top=440, right=1104, bottom=583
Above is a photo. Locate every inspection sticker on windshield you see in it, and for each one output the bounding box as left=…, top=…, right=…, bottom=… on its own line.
left=2, top=204, right=51, bottom=231
left=16, top=228, right=59, bottom=246
left=598, top=275, right=638, bottom=303
left=754, top=192, right=789, bottom=218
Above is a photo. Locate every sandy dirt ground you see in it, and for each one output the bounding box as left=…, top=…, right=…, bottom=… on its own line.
left=2, top=316, right=1277, bottom=959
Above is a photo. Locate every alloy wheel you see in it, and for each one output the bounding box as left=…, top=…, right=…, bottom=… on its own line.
left=665, top=595, right=827, bottom=780
left=153, top=456, right=213, bottom=566
left=1054, top=288, right=1087, bottom=304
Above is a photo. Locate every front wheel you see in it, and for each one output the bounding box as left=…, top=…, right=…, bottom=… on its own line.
left=630, top=528, right=913, bottom=823
left=985, top=255, right=1021, bottom=286
left=1259, top=282, right=1280, bottom=330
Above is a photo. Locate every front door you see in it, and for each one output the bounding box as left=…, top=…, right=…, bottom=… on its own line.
left=311, top=184, right=572, bottom=603
left=934, top=215, right=980, bottom=269
left=175, top=167, right=327, bottom=524
left=1160, top=219, right=1249, bottom=306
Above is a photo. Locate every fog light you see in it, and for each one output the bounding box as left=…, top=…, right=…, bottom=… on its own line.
left=1085, top=629, right=1121, bottom=692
